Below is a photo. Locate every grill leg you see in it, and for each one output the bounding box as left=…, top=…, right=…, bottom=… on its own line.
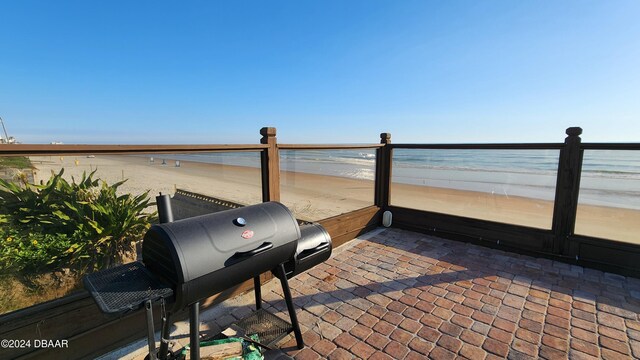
left=190, top=302, right=200, bottom=360
left=157, top=312, right=171, bottom=360
left=275, top=263, right=304, bottom=349
left=254, top=275, right=262, bottom=310
left=145, top=300, right=157, bottom=359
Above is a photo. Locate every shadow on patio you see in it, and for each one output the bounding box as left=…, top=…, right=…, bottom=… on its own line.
left=124, top=227, right=640, bottom=360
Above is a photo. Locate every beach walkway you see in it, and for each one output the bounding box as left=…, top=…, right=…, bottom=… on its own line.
left=123, top=227, right=640, bottom=360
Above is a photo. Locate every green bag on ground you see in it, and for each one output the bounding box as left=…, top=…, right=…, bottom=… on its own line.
left=180, top=335, right=264, bottom=360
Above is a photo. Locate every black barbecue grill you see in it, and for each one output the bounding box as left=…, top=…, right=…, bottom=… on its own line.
left=84, top=196, right=332, bottom=360
left=142, top=201, right=300, bottom=311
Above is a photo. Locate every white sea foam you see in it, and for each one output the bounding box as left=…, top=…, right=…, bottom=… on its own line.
left=160, top=148, right=640, bottom=210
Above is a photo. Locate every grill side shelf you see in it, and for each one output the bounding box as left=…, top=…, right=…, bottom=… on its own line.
left=83, top=261, right=173, bottom=314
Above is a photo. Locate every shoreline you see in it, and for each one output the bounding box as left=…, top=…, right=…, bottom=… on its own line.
left=28, top=154, right=639, bottom=244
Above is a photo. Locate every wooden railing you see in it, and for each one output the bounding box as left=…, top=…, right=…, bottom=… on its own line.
left=0, top=126, right=638, bottom=359
left=568, top=137, right=640, bottom=276
left=278, top=136, right=385, bottom=248
left=381, top=127, right=640, bottom=277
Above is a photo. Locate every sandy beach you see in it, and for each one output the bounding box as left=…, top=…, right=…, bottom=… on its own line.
left=29, top=155, right=639, bottom=244
left=391, top=182, right=640, bottom=243
left=28, top=155, right=375, bottom=222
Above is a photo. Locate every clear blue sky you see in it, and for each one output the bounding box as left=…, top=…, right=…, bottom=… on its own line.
left=1, top=1, right=639, bottom=144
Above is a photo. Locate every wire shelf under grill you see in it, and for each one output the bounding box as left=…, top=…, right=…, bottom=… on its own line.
left=234, top=309, right=293, bottom=347
left=83, top=261, right=173, bottom=314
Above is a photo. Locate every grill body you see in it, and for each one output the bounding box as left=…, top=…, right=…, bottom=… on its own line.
left=142, top=201, right=300, bottom=310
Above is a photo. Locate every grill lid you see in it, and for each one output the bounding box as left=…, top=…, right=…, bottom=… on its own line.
left=142, top=201, right=300, bottom=285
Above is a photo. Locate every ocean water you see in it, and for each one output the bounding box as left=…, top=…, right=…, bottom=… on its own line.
left=392, top=149, right=561, bottom=202
left=162, top=148, right=640, bottom=210
left=580, top=150, right=640, bottom=209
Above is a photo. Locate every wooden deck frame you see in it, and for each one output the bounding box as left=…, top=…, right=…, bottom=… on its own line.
left=387, top=128, right=640, bottom=278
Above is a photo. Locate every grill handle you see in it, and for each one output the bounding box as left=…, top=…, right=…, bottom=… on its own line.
left=298, top=242, right=330, bottom=261
left=233, top=242, right=273, bottom=258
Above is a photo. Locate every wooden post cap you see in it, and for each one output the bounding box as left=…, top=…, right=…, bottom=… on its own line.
left=566, top=127, right=582, bottom=137
left=260, top=127, right=277, bottom=137
left=380, top=133, right=391, bottom=144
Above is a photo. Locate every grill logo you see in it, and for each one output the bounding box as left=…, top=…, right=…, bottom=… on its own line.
left=241, top=230, right=254, bottom=239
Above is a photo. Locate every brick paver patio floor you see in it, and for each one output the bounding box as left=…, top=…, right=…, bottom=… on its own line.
left=258, top=228, right=640, bottom=359
left=125, top=227, right=640, bottom=360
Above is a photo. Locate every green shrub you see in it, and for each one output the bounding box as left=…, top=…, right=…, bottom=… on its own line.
left=0, top=229, right=73, bottom=273
left=0, top=169, right=155, bottom=273
left=0, top=156, right=32, bottom=170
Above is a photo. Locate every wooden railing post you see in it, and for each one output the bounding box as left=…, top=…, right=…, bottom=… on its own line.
left=375, top=132, right=392, bottom=209
left=551, top=127, right=583, bottom=255
left=260, top=127, right=280, bottom=202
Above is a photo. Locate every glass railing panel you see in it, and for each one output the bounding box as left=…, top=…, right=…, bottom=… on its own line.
left=28, top=152, right=263, bottom=205
left=390, top=149, right=559, bottom=229
left=575, top=150, right=640, bottom=243
left=280, top=149, right=376, bottom=221
left=0, top=151, right=261, bottom=314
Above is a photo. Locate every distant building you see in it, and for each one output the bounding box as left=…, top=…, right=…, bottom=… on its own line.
left=0, top=136, right=17, bottom=144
